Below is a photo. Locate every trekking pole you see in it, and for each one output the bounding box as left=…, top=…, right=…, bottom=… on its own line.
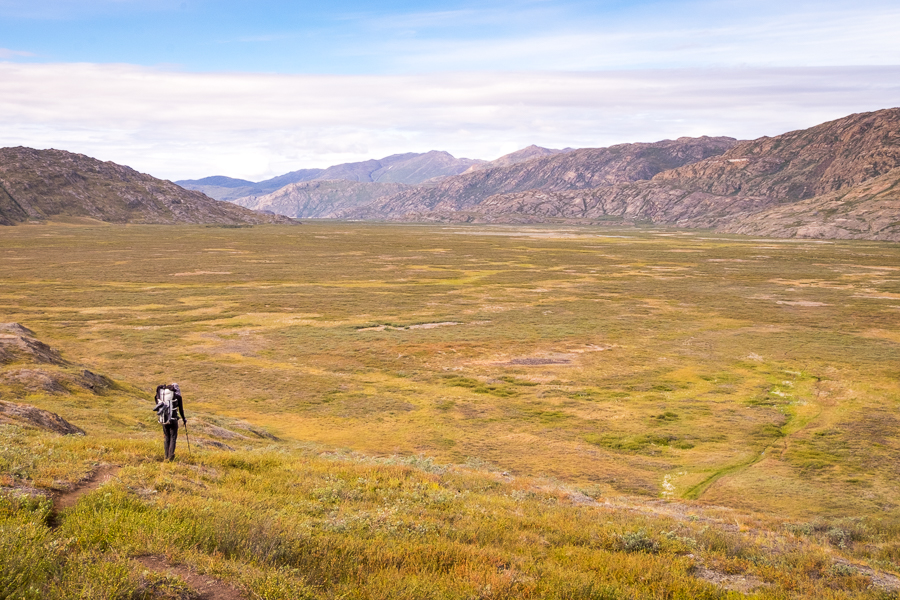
left=184, top=420, right=192, bottom=456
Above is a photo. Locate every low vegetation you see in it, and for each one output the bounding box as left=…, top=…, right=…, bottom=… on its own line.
left=1, top=221, right=899, bottom=598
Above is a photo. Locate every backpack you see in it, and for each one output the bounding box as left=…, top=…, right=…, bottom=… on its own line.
left=153, top=385, right=176, bottom=424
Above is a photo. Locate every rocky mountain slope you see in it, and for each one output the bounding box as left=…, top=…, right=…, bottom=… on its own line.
left=651, top=108, right=900, bottom=200
left=211, top=146, right=572, bottom=211
left=462, top=145, right=574, bottom=172
left=719, top=167, right=900, bottom=240
left=353, top=108, right=900, bottom=241
left=315, top=150, right=483, bottom=184
left=179, top=151, right=483, bottom=202
left=0, top=147, right=293, bottom=226
left=344, top=136, right=738, bottom=219
left=235, top=179, right=409, bottom=218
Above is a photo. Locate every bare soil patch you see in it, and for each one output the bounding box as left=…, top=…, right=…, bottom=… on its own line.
left=505, top=357, right=572, bottom=365
left=775, top=300, right=829, bottom=307
left=53, top=464, right=120, bottom=511
left=135, top=555, right=244, bottom=600
left=172, top=271, right=233, bottom=276
left=833, top=559, right=900, bottom=592
left=694, top=566, right=767, bottom=594
left=0, top=484, right=50, bottom=502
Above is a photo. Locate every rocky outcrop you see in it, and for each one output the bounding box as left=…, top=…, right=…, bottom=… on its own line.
left=342, top=136, right=738, bottom=219
left=0, top=323, right=118, bottom=396
left=0, top=147, right=296, bottom=225
left=0, top=323, right=67, bottom=366
left=0, top=400, right=85, bottom=435
left=399, top=182, right=775, bottom=227
left=236, top=179, right=409, bottom=218
left=719, top=168, right=900, bottom=241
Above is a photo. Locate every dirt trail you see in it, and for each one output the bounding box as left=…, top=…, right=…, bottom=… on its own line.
left=53, top=463, right=121, bottom=511
left=135, top=555, right=244, bottom=600
left=693, top=566, right=768, bottom=594
left=45, top=467, right=244, bottom=597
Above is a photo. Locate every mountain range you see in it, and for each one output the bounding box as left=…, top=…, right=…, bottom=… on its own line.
left=1, top=108, right=898, bottom=239
left=435, top=108, right=900, bottom=241
left=219, top=108, right=900, bottom=242
left=314, top=107, right=895, bottom=241
left=176, top=150, right=486, bottom=202
left=343, top=136, right=738, bottom=219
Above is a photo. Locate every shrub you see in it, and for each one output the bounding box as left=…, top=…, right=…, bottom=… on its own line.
left=615, top=530, right=659, bottom=554
left=0, top=498, right=58, bottom=600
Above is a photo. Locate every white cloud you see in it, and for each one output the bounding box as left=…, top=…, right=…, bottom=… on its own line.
left=0, top=47, right=35, bottom=58
left=336, top=1, right=900, bottom=72
left=0, top=62, right=898, bottom=180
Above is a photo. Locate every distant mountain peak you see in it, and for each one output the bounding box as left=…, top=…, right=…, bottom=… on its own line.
left=177, top=175, right=256, bottom=188
left=464, top=145, right=575, bottom=173
left=182, top=151, right=487, bottom=201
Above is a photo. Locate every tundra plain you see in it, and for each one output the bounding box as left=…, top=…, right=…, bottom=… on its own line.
left=2, top=221, right=899, bottom=599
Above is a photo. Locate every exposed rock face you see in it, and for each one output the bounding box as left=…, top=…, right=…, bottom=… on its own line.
left=342, top=136, right=738, bottom=218
left=651, top=108, right=900, bottom=200
left=393, top=182, right=773, bottom=227
left=0, top=323, right=67, bottom=366
left=371, top=108, right=900, bottom=241
left=0, top=323, right=118, bottom=396
left=0, top=400, right=85, bottom=435
left=0, top=147, right=295, bottom=225
left=719, top=168, right=900, bottom=241
left=236, top=180, right=409, bottom=218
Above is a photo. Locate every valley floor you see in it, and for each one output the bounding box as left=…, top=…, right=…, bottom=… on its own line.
left=2, top=222, right=899, bottom=598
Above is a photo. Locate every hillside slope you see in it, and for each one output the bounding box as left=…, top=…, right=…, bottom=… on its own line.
left=343, top=136, right=738, bottom=218
left=462, top=144, right=574, bottom=172
left=315, top=150, right=483, bottom=184
left=0, top=147, right=293, bottom=225
left=177, top=170, right=324, bottom=202
left=651, top=107, right=900, bottom=199
left=235, top=179, right=409, bottom=218
left=415, top=108, right=900, bottom=240
left=720, top=167, right=900, bottom=240
left=179, top=151, right=483, bottom=202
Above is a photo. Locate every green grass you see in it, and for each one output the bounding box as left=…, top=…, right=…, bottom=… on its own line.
left=1, top=221, right=900, bottom=598
left=3, top=435, right=900, bottom=599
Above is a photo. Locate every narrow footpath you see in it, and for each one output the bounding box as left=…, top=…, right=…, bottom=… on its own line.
left=49, top=464, right=245, bottom=599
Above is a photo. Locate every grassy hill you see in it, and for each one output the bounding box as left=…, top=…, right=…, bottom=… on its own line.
left=2, top=222, right=899, bottom=599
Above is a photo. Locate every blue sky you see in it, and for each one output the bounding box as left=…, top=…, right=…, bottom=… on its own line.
left=4, top=0, right=899, bottom=72
left=1, top=0, right=899, bottom=179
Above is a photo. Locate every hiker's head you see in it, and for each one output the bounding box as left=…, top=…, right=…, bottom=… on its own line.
left=172, top=383, right=181, bottom=394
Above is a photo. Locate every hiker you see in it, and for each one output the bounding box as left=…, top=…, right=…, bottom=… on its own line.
left=153, top=383, right=187, bottom=461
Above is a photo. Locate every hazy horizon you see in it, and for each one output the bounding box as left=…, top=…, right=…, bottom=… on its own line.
left=1, top=0, right=898, bottom=180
